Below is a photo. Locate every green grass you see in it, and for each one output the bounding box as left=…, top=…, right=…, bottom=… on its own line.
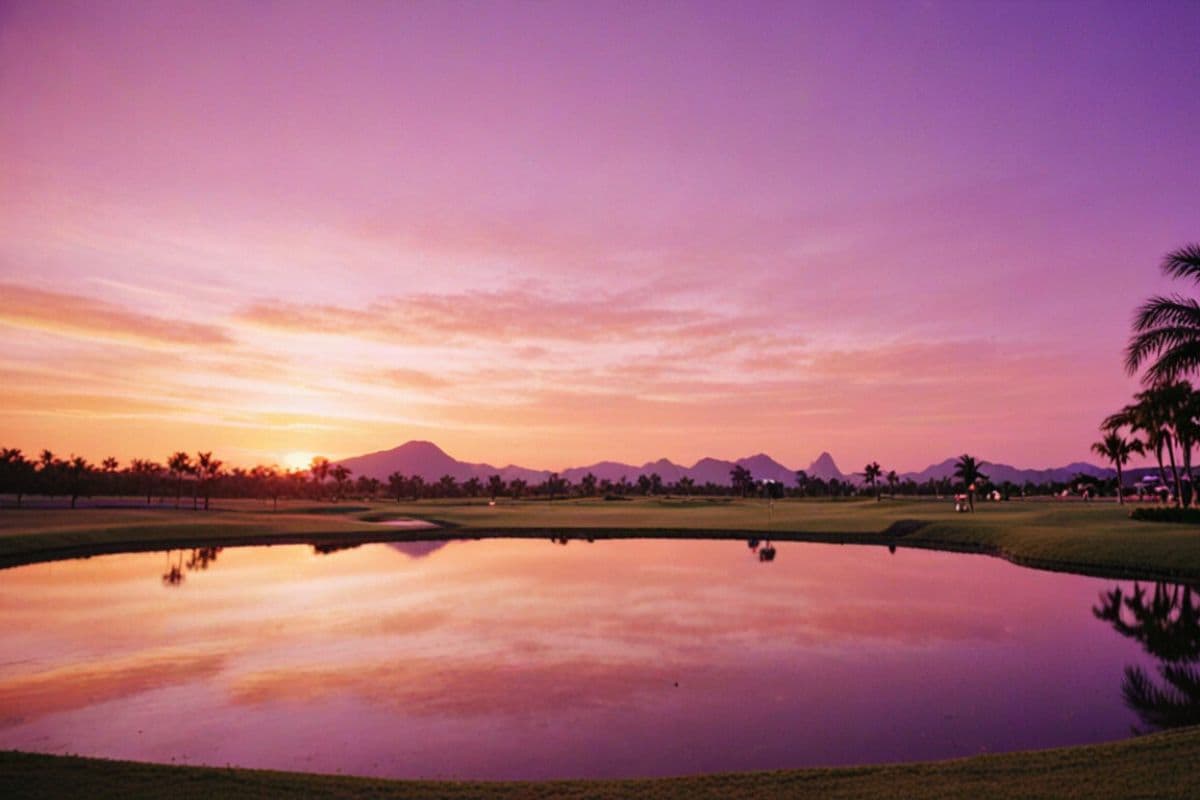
left=4, top=725, right=1200, bottom=799
left=3, top=496, right=1197, bottom=580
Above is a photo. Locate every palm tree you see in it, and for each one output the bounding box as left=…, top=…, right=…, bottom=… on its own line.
left=730, top=465, right=753, bottom=497
left=65, top=456, right=91, bottom=508
left=953, top=455, right=987, bottom=511
left=330, top=464, right=352, bottom=501
left=167, top=451, right=192, bottom=509
left=309, top=456, right=331, bottom=500
left=195, top=452, right=223, bottom=510
left=0, top=448, right=32, bottom=508
left=862, top=462, right=882, bottom=501
left=794, top=469, right=808, bottom=497
left=130, top=459, right=163, bottom=505
left=886, top=470, right=899, bottom=498
left=1106, top=386, right=1186, bottom=507
left=1126, top=244, right=1200, bottom=384
left=486, top=474, right=506, bottom=501
left=580, top=473, right=598, bottom=497
left=1092, top=431, right=1145, bottom=505
left=388, top=471, right=407, bottom=503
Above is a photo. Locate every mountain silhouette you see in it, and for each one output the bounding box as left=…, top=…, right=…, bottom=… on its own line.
left=335, top=440, right=1113, bottom=487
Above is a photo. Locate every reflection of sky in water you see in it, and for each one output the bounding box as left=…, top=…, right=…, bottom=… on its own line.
left=0, top=540, right=1171, bottom=780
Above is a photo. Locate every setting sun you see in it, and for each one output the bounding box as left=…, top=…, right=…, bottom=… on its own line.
left=281, top=452, right=316, bottom=472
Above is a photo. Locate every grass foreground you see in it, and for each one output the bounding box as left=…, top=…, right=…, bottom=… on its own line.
left=4, top=725, right=1200, bottom=799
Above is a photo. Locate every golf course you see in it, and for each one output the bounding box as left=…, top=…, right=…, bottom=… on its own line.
left=2, top=496, right=1199, bottom=798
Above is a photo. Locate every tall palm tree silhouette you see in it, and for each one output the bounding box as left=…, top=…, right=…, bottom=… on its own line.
left=1126, top=244, right=1200, bottom=383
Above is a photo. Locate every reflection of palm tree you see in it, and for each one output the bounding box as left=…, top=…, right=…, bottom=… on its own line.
left=1094, top=582, right=1200, bottom=731
left=162, top=550, right=185, bottom=586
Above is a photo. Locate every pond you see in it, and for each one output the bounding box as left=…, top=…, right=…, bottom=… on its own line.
left=0, top=538, right=1195, bottom=780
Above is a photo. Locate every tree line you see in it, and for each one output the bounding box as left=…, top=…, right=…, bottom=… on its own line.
left=1, top=447, right=1107, bottom=510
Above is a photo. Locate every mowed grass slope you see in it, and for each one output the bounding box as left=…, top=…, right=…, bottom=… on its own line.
left=2, top=496, right=1196, bottom=580
left=4, top=725, right=1200, bottom=799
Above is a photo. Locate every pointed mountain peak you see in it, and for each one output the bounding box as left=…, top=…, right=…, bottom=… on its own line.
left=806, top=452, right=846, bottom=480
left=393, top=440, right=448, bottom=455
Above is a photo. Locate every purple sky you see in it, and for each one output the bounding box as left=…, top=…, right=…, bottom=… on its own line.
left=1, top=1, right=1198, bottom=471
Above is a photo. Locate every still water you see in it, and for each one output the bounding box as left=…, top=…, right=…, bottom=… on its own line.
left=0, top=538, right=1194, bottom=780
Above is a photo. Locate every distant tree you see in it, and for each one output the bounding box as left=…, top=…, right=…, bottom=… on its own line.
left=410, top=474, right=426, bottom=500
left=862, top=462, right=882, bottom=501
left=65, top=456, right=91, bottom=509
left=677, top=476, right=694, bottom=497
left=130, top=459, right=163, bottom=505
left=580, top=473, right=598, bottom=497
left=251, top=465, right=281, bottom=511
left=167, top=451, right=192, bottom=509
left=437, top=474, right=458, bottom=498
left=543, top=473, right=567, bottom=499
left=0, top=448, right=33, bottom=508
left=886, top=470, right=898, bottom=498
left=1092, top=431, right=1145, bottom=506
left=309, top=456, right=331, bottom=500
left=487, top=474, right=506, bottom=501
left=463, top=476, right=483, bottom=498
left=953, top=455, right=988, bottom=512
left=794, top=469, right=809, bottom=497
left=330, top=464, right=352, bottom=502
left=509, top=478, right=526, bottom=500
left=636, top=474, right=652, bottom=496
left=388, top=471, right=407, bottom=503
left=615, top=475, right=630, bottom=496
left=730, top=465, right=753, bottom=497
left=195, top=452, right=224, bottom=511
left=649, top=473, right=663, bottom=496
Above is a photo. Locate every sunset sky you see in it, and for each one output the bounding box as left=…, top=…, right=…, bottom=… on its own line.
left=2, top=1, right=1198, bottom=473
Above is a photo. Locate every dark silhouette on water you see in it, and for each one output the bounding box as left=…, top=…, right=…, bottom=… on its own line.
left=161, top=547, right=224, bottom=587
left=1094, top=581, right=1200, bottom=732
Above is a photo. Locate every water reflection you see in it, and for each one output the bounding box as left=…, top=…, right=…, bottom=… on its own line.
left=747, top=538, right=776, bottom=562
left=1093, top=582, right=1200, bottom=732
left=0, top=540, right=1176, bottom=780
left=160, top=547, right=222, bottom=587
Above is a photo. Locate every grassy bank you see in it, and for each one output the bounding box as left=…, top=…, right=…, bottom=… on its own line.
left=2, top=497, right=1197, bottom=581
left=5, top=725, right=1200, bottom=799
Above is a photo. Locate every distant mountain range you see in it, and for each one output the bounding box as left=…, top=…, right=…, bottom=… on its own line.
left=336, top=441, right=1141, bottom=487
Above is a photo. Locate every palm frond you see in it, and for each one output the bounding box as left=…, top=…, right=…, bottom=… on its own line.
left=1132, top=296, right=1200, bottom=332
left=1125, top=325, right=1200, bottom=375
left=1142, top=343, right=1200, bottom=385
left=1161, top=243, right=1200, bottom=282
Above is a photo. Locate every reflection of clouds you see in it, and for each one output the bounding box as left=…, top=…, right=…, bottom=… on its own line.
left=228, top=657, right=674, bottom=717
left=0, top=650, right=224, bottom=727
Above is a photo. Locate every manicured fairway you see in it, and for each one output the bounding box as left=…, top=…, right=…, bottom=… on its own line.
left=2, top=496, right=1198, bottom=581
